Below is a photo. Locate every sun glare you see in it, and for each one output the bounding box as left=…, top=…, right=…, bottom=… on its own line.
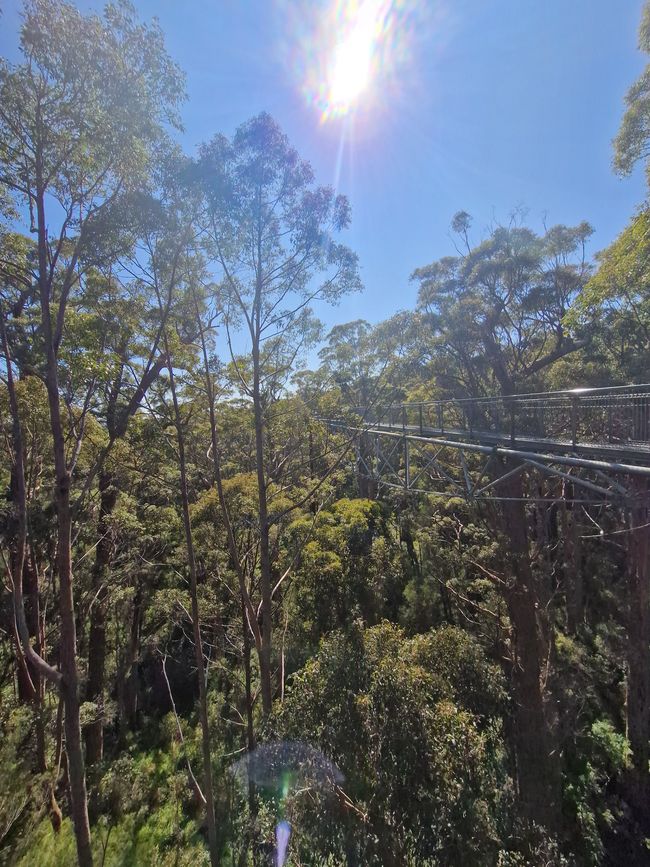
left=327, top=2, right=385, bottom=113
left=283, top=0, right=436, bottom=125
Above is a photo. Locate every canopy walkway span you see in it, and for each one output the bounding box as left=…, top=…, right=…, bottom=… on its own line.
left=323, top=384, right=650, bottom=503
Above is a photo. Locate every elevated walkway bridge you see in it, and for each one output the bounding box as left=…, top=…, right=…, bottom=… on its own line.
left=323, top=384, right=650, bottom=502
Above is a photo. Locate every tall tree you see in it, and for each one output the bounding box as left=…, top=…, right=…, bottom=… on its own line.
left=568, top=209, right=650, bottom=382
left=614, top=1, right=650, bottom=185
left=153, top=246, right=220, bottom=867
left=411, top=216, right=593, bottom=830
left=569, top=211, right=650, bottom=812
left=412, top=216, right=592, bottom=397
left=0, top=2, right=184, bottom=863
left=195, top=113, right=361, bottom=716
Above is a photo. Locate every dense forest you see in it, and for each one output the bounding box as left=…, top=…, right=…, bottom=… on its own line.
left=3, top=1, right=650, bottom=865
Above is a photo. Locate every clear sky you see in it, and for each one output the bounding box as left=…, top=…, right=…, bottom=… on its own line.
left=1, top=0, right=647, bottom=333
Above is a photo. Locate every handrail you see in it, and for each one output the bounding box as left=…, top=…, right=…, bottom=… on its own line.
left=355, top=383, right=650, bottom=414
left=340, top=383, right=650, bottom=451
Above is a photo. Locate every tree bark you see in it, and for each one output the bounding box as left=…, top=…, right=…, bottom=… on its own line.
left=24, top=551, right=62, bottom=829
left=252, top=352, right=274, bottom=718
left=164, top=338, right=220, bottom=867
left=241, top=597, right=256, bottom=755
left=190, top=285, right=265, bottom=724
left=85, top=471, right=118, bottom=765
left=496, top=460, right=560, bottom=831
left=0, top=302, right=73, bottom=844
left=84, top=355, right=166, bottom=764
left=627, top=477, right=650, bottom=814
left=118, top=585, right=142, bottom=737
left=560, top=490, right=584, bottom=635
left=35, top=180, right=93, bottom=865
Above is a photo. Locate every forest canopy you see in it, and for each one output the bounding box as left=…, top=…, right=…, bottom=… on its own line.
left=2, top=1, right=650, bottom=866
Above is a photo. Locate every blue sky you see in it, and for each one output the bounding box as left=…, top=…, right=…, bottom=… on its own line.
left=1, top=0, right=647, bottom=333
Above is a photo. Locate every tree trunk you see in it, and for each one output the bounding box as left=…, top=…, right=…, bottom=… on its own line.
left=29, top=363, right=89, bottom=854
left=252, top=335, right=274, bottom=718
left=56, top=465, right=93, bottom=867
left=1, top=317, right=63, bottom=835
left=119, top=585, right=142, bottom=737
left=35, top=178, right=93, bottom=865
left=561, top=491, right=584, bottom=635
left=165, top=341, right=220, bottom=867
left=241, top=596, right=256, bottom=754
left=497, top=460, right=560, bottom=831
left=192, top=287, right=265, bottom=733
left=25, top=552, right=62, bottom=829
left=85, top=471, right=118, bottom=765
left=627, top=477, right=650, bottom=814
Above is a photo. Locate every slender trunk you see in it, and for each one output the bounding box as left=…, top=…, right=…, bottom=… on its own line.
left=252, top=336, right=273, bottom=717
left=35, top=181, right=92, bottom=865
left=242, top=596, right=256, bottom=754
left=25, top=552, right=62, bottom=828
left=85, top=472, right=118, bottom=765
left=308, top=428, right=315, bottom=480
left=251, top=193, right=274, bottom=720
left=57, top=466, right=93, bottom=866
left=561, top=490, right=584, bottom=635
left=627, top=477, right=650, bottom=814
left=14, top=624, right=36, bottom=703
left=4, top=300, right=86, bottom=853
left=83, top=357, right=166, bottom=763
left=165, top=342, right=219, bottom=867
left=12, top=539, right=37, bottom=704
left=497, top=460, right=560, bottom=831
left=118, top=586, right=142, bottom=737
left=357, top=432, right=374, bottom=499
left=241, top=600, right=258, bottom=862
left=190, top=287, right=265, bottom=723
left=2, top=321, right=62, bottom=832
left=2, top=315, right=61, bottom=691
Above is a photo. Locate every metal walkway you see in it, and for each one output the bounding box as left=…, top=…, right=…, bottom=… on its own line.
left=324, top=384, right=650, bottom=502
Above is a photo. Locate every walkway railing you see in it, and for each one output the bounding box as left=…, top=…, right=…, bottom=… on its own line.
left=353, top=384, right=650, bottom=452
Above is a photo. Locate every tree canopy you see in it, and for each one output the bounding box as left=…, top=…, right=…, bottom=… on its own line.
left=2, top=1, right=650, bottom=866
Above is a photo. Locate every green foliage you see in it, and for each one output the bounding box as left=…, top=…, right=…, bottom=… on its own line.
left=614, top=0, right=650, bottom=182
left=15, top=810, right=210, bottom=867
left=0, top=706, right=35, bottom=857
left=2, top=2, right=650, bottom=864
left=568, top=210, right=650, bottom=381
left=412, top=218, right=593, bottom=394
left=271, top=622, right=508, bottom=864
left=284, top=498, right=403, bottom=657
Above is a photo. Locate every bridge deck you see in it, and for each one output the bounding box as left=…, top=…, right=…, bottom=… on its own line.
left=365, top=421, right=650, bottom=466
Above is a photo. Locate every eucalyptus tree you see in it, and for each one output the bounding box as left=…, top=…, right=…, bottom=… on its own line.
left=412, top=215, right=592, bottom=397
left=195, top=112, right=361, bottom=716
left=83, top=264, right=172, bottom=767
left=0, top=1, right=184, bottom=862
left=151, top=239, right=220, bottom=867
left=569, top=209, right=650, bottom=383
left=92, top=158, right=223, bottom=863
left=411, top=215, right=593, bottom=831
left=318, top=320, right=376, bottom=408
left=567, top=209, right=650, bottom=812
left=614, top=0, right=650, bottom=186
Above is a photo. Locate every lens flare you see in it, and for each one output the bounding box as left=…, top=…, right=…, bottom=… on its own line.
left=276, top=0, right=445, bottom=126
left=326, top=1, right=389, bottom=114
left=230, top=742, right=342, bottom=867
left=278, top=0, right=414, bottom=123
left=276, top=820, right=291, bottom=867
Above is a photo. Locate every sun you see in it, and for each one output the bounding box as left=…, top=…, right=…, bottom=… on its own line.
left=290, top=0, right=428, bottom=125
left=325, top=1, right=389, bottom=117
left=328, top=7, right=375, bottom=109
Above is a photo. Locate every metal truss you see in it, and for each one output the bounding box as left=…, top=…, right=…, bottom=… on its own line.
left=348, top=425, right=650, bottom=505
